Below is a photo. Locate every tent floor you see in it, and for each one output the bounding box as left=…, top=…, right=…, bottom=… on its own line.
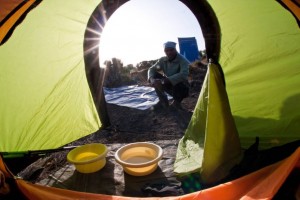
left=14, top=103, right=198, bottom=197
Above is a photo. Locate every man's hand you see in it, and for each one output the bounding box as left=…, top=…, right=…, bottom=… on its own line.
left=150, top=77, right=163, bottom=90
left=162, top=77, right=171, bottom=86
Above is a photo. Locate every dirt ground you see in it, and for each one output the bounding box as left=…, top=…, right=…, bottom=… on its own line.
left=100, top=81, right=201, bottom=142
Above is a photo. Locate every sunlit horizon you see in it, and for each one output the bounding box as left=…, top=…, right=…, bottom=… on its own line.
left=99, top=0, right=205, bottom=67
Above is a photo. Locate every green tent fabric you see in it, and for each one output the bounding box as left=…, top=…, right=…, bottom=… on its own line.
left=0, top=0, right=101, bottom=153
left=174, top=63, right=242, bottom=184
left=212, top=0, right=300, bottom=149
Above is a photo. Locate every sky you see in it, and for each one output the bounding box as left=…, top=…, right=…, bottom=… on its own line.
left=99, top=0, right=205, bottom=66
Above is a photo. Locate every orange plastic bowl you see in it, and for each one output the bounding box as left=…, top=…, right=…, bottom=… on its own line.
left=114, top=142, right=163, bottom=176
left=67, top=143, right=108, bottom=173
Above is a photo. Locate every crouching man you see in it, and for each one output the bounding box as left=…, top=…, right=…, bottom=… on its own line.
left=148, top=41, right=190, bottom=110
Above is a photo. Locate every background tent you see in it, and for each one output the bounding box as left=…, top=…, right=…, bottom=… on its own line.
left=0, top=0, right=300, bottom=199
left=178, top=37, right=200, bottom=62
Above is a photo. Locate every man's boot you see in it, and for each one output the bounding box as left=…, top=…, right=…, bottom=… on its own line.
left=171, top=100, right=183, bottom=110
left=152, top=89, right=169, bottom=110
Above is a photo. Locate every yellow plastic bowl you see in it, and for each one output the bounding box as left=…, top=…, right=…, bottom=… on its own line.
left=67, top=143, right=108, bottom=173
left=114, top=142, right=163, bottom=176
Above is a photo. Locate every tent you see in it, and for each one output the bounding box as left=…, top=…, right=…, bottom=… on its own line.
left=178, top=37, right=200, bottom=62
left=0, top=0, right=299, bottom=199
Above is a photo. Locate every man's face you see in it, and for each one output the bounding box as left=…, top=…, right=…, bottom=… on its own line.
left=164, top=48, right=177, bottom=60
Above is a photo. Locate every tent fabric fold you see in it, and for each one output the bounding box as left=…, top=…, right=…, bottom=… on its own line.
left=174, top=63, right=242, bottom=184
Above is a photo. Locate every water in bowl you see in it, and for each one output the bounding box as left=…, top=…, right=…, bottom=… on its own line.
left=125, top=156, right=152, bottom=164
left=76, top=152, right=98, bottom=162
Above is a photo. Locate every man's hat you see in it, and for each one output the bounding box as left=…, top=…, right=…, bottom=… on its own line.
left=163, top=41, right=176, bottom=49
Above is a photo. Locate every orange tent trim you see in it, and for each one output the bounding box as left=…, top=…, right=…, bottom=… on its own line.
left=0, top=0, right=36, bottom=44
left=281, top=0, right=300, bottom=21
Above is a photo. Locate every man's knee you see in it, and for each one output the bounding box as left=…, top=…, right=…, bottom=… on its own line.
left=173, top=83, right=189, bottom=101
